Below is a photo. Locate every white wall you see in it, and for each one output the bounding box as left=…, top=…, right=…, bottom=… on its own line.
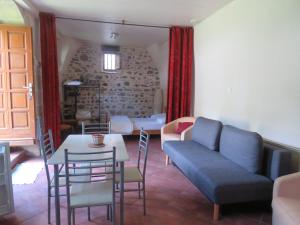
left=194, top=0, right=300, bottom=149
left=147, top=41, right=169, bottom=110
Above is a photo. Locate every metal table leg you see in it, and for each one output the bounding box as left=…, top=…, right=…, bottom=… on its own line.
left=120, top=161, right=124, bottom=225
left=54, top=164, right=61, bottom=225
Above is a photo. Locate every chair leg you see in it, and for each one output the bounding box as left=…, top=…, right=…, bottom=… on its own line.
left=213, top=204, right=220, bottom=221
left=110, top=205, right=113, bottom=222
left=138, top=182, right=141, bottom=199
left=72, top=208, right=75, bottom=225
left=106, top=205, right=110, bottom=220
left=88, top=207, right=91, bottom=221
left=165, top=155, right=169, bottom=165
left=47, top=188, right=51, bottom=224
left=143, top=181, right=146, bottom=216
left=67, top=207, right=71, bottom=225
left=112, top=203, right=115, bottom=225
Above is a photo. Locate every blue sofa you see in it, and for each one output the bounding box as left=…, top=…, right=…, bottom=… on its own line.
left=163, top=117, right=292, bottom=220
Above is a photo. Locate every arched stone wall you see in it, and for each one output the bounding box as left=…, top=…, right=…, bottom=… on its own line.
left=63, top=41, right=161, bottom=117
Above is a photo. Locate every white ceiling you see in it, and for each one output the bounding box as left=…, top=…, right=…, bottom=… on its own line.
left=55, top=19, right=169, bottom=47
left=28, top=0, right=234, bottom=47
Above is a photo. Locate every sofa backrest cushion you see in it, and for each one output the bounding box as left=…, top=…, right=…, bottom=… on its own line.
left=191, top=117, right=223, bottom=151
left=220, top=125, right=263, bottom=174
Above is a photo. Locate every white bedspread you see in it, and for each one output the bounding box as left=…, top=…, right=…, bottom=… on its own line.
left=111, top=113, right=166, bottom=134
left=131, top=117, right=165, bottom=130
left=110, top=115, right=133, bottom=134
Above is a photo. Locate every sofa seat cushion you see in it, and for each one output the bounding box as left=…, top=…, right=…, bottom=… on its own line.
left=220, top=125, right=263, bottom=174
left=163, top=140, right=273, bottom=204
left=195, top=161, right=273, bottom=204
left=191, top=117, right=222, bottom=151
left=164, top=140, right=226, bottom=176
left=272, top=197, right=300, bottom=225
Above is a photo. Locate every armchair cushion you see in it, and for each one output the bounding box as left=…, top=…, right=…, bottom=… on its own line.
left=273, top=172, right=300, bottom=199
left=272, top=197, right=300, bottom=225
left=163, top=133, right=181, bottom=141
left=176, top=122, right=194, bottom=134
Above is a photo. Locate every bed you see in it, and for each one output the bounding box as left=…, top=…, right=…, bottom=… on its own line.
left=110, top=113, right=166, bottom=135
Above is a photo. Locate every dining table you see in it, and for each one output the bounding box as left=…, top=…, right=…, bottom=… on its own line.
left=47, top=134, right=130, bottom=225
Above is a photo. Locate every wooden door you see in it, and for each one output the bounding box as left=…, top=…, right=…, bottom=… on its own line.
left=0, top=25, right=35, bottom=146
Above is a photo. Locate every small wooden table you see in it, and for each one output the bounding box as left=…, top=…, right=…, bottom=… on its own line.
left=48, top=134, right=129, bottom=225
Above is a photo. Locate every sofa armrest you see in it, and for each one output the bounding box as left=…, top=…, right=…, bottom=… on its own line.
left=264, top=144, right=292, bottom=181
left=273, top=172, right=300, bottom=199
left=181, top=126, right=193, bottom=141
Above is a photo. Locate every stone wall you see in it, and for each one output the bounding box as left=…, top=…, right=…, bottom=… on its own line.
left=62, top=42, right=161, bottom=118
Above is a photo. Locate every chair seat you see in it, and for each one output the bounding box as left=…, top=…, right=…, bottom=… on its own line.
left=50, top=168, right=91, bottom=187
left=117, top=167, right=143, bottom=183
left=50, top=176, right=67, bottom=187
left=163, top=133, right=181, bottom=141
left=107, top=167, right=143, bottom=183
left=70, top=181, right=113, bottom=208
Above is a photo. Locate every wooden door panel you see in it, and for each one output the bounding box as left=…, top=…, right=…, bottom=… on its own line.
left=0, top=112, right=5, bottom=128
left=7, top=32, right=26, bottom=49
left=0, top=54, right=3, bottom=70
left=11, top=93, right=28, bottom=109
left=0, top=31, right=3, bottom=49
left=0, top=25, right=35, bottom=144
left=12, top=112, right=29, bottom=128
left=8, top=52, right=26, bottom=69
left=0, top=93, right=4, bottom=108
left=0, top=73, right=3, bottom=89
left=9, top=72, right=27, bottom=89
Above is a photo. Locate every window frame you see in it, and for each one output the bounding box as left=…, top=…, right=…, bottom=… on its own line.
left=102, top=51, right=121, bottom=73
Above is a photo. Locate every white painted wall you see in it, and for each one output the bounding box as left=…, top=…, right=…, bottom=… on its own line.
left=194, top=0, right=300, bottom=149
left=147, top=41, right=169, bottom=110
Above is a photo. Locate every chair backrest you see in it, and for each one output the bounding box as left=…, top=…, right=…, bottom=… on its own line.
left=82, top=121, right=111, bottom=134
left=39, top=129, right=55, bottom=184
left=64, top=147, right=117, bottom=208
left=137, top=129, right=150, bottom=178
left=174, top=117, right=196, bottom=129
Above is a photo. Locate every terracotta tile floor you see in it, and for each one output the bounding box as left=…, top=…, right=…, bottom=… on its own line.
left=1, top=136, right=272, bottom=225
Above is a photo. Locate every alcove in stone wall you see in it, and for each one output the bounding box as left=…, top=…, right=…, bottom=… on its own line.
left=63, top=42, right=161, bottom=118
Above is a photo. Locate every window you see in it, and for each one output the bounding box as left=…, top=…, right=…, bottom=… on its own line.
left=103, top=52, right=120, bottom=72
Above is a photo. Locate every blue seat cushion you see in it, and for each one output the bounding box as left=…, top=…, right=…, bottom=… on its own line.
left=220, top=125, right=264, bottom=174
left=164, top=140, right=273, bottom=204
left=191, top=117, right=222, bottom=151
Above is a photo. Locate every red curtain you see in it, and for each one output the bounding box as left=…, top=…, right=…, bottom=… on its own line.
left=166, top=27, right=194, bottom=123
left=40, top=12, right=61, bottom=148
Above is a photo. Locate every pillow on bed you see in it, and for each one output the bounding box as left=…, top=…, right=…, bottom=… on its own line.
left=151, top=113, right=166, bottom=124
left=176, top=122, right=193, bottom=134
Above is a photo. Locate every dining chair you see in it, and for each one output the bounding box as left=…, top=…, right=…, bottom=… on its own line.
left=81, top=121, right=111, bottom=134
left=115, top=129, right=150, bottom=215
left=39, top=129, right=90, bottom=224
left=64, top=147, right=117, bottom=225
left=39, top=129, right=65, bottom=224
